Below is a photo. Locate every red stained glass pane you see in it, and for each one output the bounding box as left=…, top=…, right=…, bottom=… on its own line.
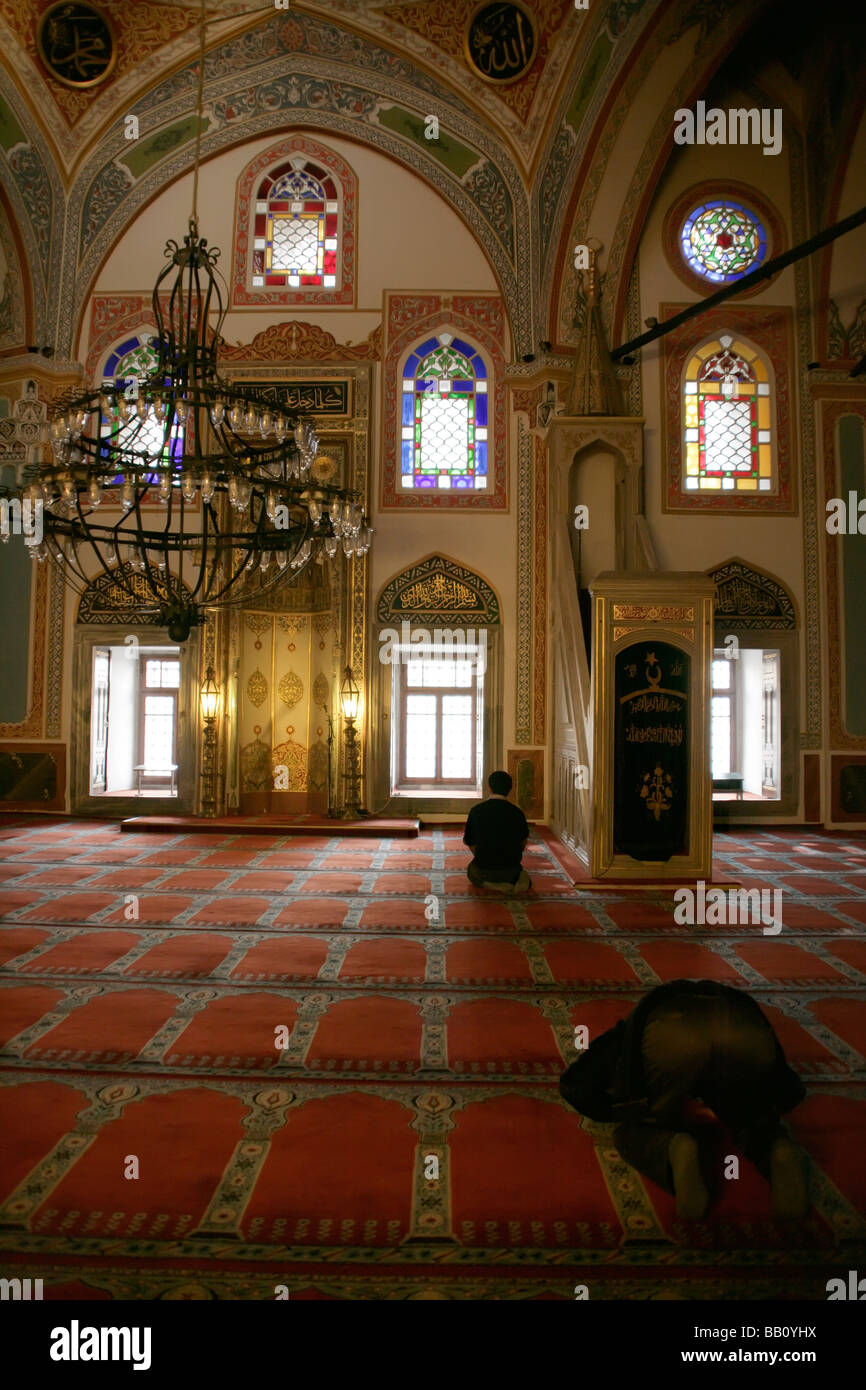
left=270, top=201, right=288, bottom=212
left=325, top=214, right=337, bottom=236
left=323, top=251, right=336, bottom=272
left=257, top=177, right=272, bottom=197
left=306, top=201, right=324, bottom=213
left=254, top=214, right=265, bottom=235
left=301, top=274, right=321, bottom=286
left=265, top=274, right=286, bottom=286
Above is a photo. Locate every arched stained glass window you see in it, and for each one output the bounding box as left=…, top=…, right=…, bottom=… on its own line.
left=101, top=335, right=183, bottom=476
left=251, top=159, right=339, bottom=290
left=401, top=334, right=488, bottom=490
left=683, top=334, right=773, bottom=493
left=681, top=199, right=767, bottom=284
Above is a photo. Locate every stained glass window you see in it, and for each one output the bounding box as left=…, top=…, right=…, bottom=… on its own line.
left=681, top=200, right=767, bottom=284
left=101, top=336, right=184, bottom=478
left=401, top=334, right=488, bottom=490
left=683, top=335, right=773, bottom=493
left=251, top=161, right=339, bottom=290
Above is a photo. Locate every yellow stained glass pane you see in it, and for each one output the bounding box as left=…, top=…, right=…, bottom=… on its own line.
left=753, top=358, right=768, bottom=381
left=686, top=443, right=699, bottom=473
left=758, top=446, right=772, bottom=477
left=731, top=340, right=753, bottom=360
left=700, top=477, right=721, bottom=489
left=685, top=399, right=698, bottom=427
left=687, top=355, right=702, bottom=377
left=758, top=398, right=770, bottom=429
left=737, top=479, right=757, bottom=490
left=699, top=382, right=716, bottom=393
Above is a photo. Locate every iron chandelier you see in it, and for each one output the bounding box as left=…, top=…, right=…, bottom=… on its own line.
left=22, top=215, right=372, bottom=642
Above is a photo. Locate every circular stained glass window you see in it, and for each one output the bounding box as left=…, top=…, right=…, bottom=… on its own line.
left=681, top=200, right=767, bottom=284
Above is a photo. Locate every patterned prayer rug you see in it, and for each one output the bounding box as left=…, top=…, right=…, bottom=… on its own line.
left=1, top=821, right=864, bottom=1300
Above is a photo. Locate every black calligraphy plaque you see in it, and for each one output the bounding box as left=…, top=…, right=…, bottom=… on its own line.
left=37, top=3, right=116, bottom=89
left=614, top=641, right=689, bottom=862
left=464, top=2, right=537, bottom=85
left=233, top=380, right=350, bottom=417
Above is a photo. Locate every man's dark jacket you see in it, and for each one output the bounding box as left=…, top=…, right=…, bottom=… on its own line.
left=559, top=979, right=806, bottom=1122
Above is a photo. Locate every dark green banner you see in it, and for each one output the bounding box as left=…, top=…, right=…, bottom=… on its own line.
left=614, top=641, right=689, bottom=862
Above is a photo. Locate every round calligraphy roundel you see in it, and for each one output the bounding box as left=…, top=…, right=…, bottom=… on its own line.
left=37, top=3, right=117, bottom=90
left=465, top=1, right=537, bottom=85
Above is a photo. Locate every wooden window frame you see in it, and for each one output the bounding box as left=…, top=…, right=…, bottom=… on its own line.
left=392, top=646, right=483, bottom=794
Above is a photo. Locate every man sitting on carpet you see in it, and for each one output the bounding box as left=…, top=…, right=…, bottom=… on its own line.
left=463, top=770, right=532, bottom=893
left=559, top=979, right=808, bottom=1221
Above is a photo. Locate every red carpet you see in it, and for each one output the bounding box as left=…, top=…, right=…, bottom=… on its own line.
left=0, top=820, right=865, bottom=1299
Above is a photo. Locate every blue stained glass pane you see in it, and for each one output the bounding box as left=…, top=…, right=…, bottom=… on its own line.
left=475, top=396, right=487, bottom=426
left=404, top=353, right=419, bottom=375
left=103, top=353, right=119, bottom=376
left=452, top=476, right=472, bottom=488
left=452, top=380, right=473, bottom=393
left=415, top=378, right=434, bottom=393
left=416, top=476, right=436, bottom=488
left=450, top=337, right=473, bottom=357
left=402, top=441, right=413, bottom=473
left=475, top=442, right=487, bottom=474
left=402, top=394, right=414, bottom=425
left=418, top=337, right=439, bottom=356
left=117, top=337, right=139, bottom=358
left=472, top=356, right=486, bottom=379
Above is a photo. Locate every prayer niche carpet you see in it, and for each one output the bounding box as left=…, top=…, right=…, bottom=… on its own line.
left=0, top=820, right=865, bottom=1301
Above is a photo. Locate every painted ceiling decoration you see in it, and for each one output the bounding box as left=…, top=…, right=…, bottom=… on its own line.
left=0, top=0, right=856, bottom=376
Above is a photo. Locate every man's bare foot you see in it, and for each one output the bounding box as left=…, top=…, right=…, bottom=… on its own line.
left=769, top=1136, right=808, bottom=1219
left=668, top=1132, right=709, bottom=1220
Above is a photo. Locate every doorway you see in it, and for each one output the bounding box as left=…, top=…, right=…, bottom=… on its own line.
left=711, top=647, right=781, bottom=801
left=89, top=644, right=182, bottom=797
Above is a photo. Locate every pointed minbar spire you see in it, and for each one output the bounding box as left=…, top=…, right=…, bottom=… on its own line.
left=567, top=243, right=624, bottom=416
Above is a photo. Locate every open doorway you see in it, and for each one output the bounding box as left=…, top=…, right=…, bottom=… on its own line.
left=711, top=647, right=780, bottom=801
left=89, top=644, right=182, bottom=797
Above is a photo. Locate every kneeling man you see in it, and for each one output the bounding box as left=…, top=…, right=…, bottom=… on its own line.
left=560, top=979, right=808, bottom=1220
left=463, top=770, right=532, bottom=894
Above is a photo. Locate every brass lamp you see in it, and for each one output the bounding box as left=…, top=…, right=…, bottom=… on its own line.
left=199, top=664, right=220, bottom=816
left=339, top=665, right=367, bottom=817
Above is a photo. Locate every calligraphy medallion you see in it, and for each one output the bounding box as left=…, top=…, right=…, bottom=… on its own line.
left=37, top=3, right=116, bottom=89
left=464, top=2, right=537, bottom=86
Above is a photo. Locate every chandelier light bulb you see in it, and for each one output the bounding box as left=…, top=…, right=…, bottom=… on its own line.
left=181, top=472, right=197, bottom=502
left=200, top=471, right=215, bottom=502
left=243, top=406, right=259, bottom=432
left=274, top=416, right=287, bottom=442
left=229, top=403, right=244, bottom=430
left=117, top=396, right=132, bottom=423
left=259, top=411, right=273, bottom=436
left=210, top=399, right=226, bottom=427
left=87, top=477, right=102, bottom=507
